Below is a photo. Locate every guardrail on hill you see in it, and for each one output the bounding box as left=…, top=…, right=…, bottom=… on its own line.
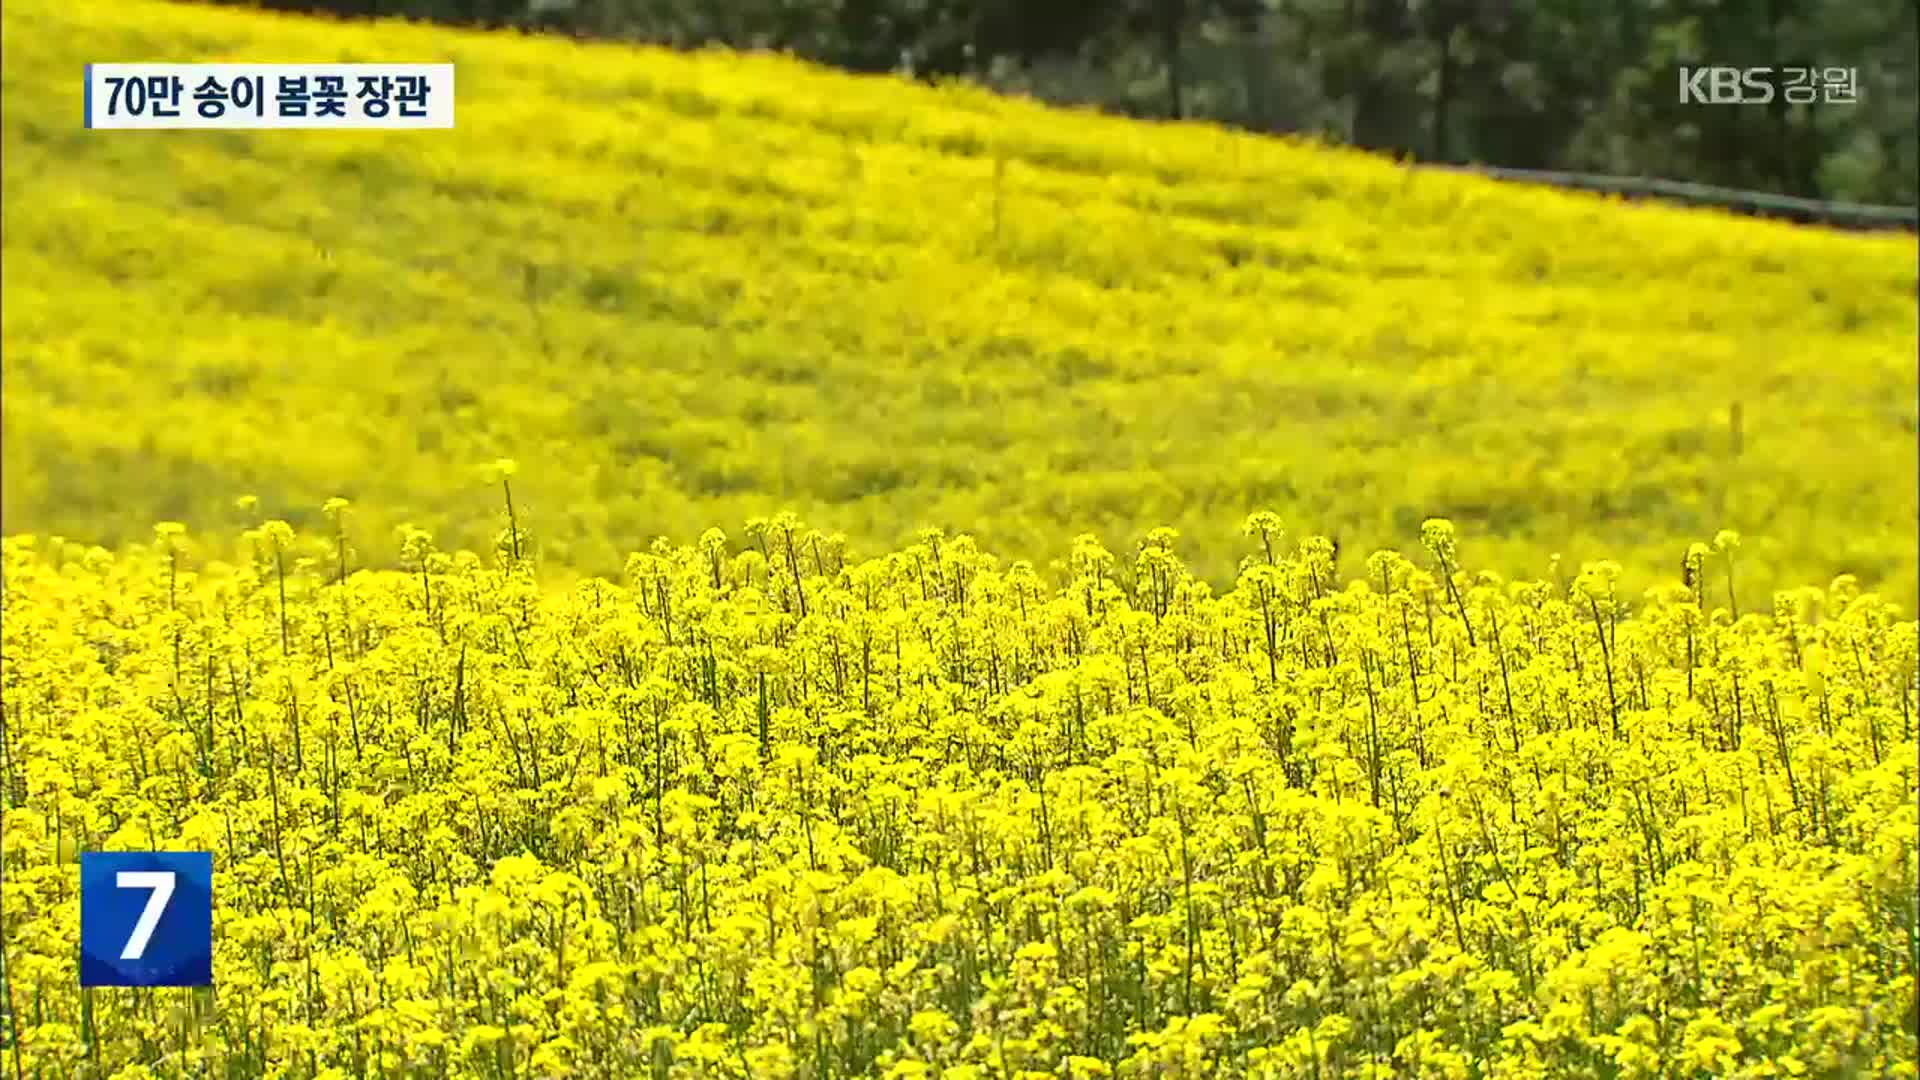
left=1424, top=163, right=1919, bottom=232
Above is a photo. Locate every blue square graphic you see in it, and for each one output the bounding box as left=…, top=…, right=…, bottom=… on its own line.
left=79, top=851, right=213, bottom=987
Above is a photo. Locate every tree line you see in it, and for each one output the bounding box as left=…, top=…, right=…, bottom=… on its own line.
left=211, top=0, right=1916, bottom=208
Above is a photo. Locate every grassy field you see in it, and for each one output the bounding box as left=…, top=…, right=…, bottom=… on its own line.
left=2, top=0, right=1915, bottom=604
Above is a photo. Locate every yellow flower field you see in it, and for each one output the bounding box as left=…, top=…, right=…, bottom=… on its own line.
left=2, top=0, right=1915, bottom=601
left=0, top=508, right=1914, bottom=1076
left=2, top=0, right=1917, bottom=1073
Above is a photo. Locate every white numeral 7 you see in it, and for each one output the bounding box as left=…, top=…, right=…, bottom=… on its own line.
left=116, top=871, right=176, bottom=960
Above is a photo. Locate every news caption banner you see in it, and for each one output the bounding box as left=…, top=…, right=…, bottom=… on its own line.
left=78, top=851, right=214, bottom=988
left=84, top=63, right=454, bottom=128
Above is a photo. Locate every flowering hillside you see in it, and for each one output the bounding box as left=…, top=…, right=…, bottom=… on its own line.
left=2, top=0, right=1916, bottom=601
left=0, top=507, right=1914, bottom=1076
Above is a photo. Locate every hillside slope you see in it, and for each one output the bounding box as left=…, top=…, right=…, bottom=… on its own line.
left=3, top=0, right=1915, bottom=599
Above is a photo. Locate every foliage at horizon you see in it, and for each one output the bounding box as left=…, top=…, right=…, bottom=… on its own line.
left=1, top=502, right=1914, bottom=1077
left=4, top=0, right=1918, bottom=605
left=204, top=0, right=1920, bottom=210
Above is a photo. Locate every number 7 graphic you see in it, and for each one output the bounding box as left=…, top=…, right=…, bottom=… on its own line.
left=115, top=871, right=176, bottom=960
left=80, top=852, right=213, bottom=987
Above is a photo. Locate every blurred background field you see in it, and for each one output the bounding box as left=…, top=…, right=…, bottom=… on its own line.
left=2, top=0, right=1915, bottom=602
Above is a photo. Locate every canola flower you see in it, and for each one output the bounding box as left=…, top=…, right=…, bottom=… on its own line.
left=0, top=506, right=1913, bottom=1078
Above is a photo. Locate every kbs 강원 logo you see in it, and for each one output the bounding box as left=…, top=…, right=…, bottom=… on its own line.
left=79, top=852, right=213, bottom=987
left=1679, top=66, right=1860, bottom=105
